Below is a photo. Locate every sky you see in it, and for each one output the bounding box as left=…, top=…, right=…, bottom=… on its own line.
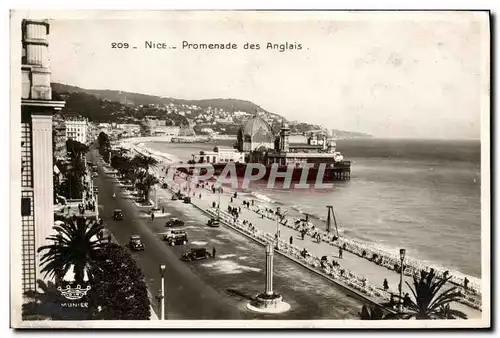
left=47, top=11, right=488, bottom=139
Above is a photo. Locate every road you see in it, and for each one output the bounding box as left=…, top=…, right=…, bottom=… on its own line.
left=89, top=148, right=366, bottom=320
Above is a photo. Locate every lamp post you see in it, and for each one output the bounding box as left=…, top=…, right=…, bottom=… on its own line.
left=399, top=248, right=406, bottom=312
left=158, top=264, right=166, bottom=320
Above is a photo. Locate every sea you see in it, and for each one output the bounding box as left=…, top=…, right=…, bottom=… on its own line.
left=143, top=138, right=482, bottom=280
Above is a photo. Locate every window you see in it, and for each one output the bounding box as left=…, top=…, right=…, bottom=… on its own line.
left=21, top=197, right=31, bottom=216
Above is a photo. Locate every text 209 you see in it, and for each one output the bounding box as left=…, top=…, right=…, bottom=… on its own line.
left=111, top=42, right=129, bottom=48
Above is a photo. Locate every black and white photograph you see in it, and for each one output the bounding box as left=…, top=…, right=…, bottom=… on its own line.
left=9, top=10, right=490, bottom=328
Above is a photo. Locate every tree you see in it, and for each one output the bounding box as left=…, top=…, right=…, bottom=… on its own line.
left=88, top=243, right=151, bottom=320
left=394, top=270, right=468, bottom=320
left=132, top=154, right=158, bottom=174
left=135, top=173, right=159, bottom=202
left=66, top=139, right=89, bottom=158
left=38, top=218, right=105, bottom=284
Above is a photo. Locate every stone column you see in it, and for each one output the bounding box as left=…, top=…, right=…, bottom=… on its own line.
left=31, top=114, right=54, bottom=283
left=265, top=244, right=274, bottom=296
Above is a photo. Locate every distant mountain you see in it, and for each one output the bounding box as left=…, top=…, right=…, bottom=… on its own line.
left=51, top=82, right=372, bottom=138
left=51, top=83, right=272, bottom=115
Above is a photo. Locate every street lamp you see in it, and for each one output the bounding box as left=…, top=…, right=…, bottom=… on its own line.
left=399, top=248, right=406, bottom=312
left=157, top=264, right=167, bottom=320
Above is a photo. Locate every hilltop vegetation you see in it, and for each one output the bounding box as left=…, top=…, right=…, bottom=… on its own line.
left=52, top=82, right=372, bottom=138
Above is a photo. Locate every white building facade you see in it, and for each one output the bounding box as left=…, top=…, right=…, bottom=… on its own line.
left=21, top=19, right=65, bottom=292
left=65, top=115, right=89, bottom=145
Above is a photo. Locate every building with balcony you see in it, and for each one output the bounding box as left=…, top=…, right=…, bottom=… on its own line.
left=64, top=113, right=89, bottom=145
left=21, top=19, right=65, bottom=292
left=52, top=112, right=66, bottom=159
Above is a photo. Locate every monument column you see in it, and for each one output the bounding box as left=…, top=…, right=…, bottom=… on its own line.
left=265, top=244, right=274, bottom=295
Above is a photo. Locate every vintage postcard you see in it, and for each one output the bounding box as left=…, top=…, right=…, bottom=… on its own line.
left=10, top=10, right=490, bottom=328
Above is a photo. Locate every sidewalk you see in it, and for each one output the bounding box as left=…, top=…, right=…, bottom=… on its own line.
left=162, top=171, right=481, bottom=319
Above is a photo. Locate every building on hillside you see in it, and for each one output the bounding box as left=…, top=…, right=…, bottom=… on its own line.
left=152, top=125, right=180, bottom=136
left=21, top=19, right=65, bottom=292
left=52, top=113, right=66, bottom=159
left=64, top=113, right=89, bottom=145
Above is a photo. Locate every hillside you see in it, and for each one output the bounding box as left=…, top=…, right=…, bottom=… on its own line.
left=51, top=82, right=372, bottom=138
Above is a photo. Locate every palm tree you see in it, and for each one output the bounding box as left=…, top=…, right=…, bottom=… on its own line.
left=132, top=154, right=158, bottom=174
left=394, top=270, right=467, bottom=319
left=38, top=218, right=105, bottom=284
left=136, top=173, right=159, bottom=202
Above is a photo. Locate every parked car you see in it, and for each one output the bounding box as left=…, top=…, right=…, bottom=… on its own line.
left=171, top=195, right=178, bottom=201
left=113, top=209, right=124, bottom=220
left=183, top=196, right=191, bottom=204
left=162, top=183, right=169, bottom=189
left=181, top=248, right=211, bottom=261
left=207, top=218, right=220, bottom=227
left=163, top=229, right=188, bottom=246
left=165, top=218, right=185, bottom=227
left=129, top=235, right=144, bottom=251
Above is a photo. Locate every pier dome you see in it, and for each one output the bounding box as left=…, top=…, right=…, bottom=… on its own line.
left=237, top=115, right=275, bottom=152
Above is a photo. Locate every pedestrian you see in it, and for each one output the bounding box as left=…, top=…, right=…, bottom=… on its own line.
left=383, top=278, right=389, bottom=291
left=212, top=201, right=216, bottom=208
left=238, top=207, right=241, bottom=213
left=464, top=277, right=469, bottom=289
left=301, top=231, right=305, bottom=240
left=212, top=247, right=216, bottom=259
left=151, top=212, right=155, bottom=222
left=230, top=197, right=233, bottom=203
left=162, top=207, right=165, bottom=214
left=234, top=192, right=237, bottom=198
left=199, top=193, right=201, bottom=199
left=339, top=247, right=343, bottom=259
left=289, top=236, right=293, bottom=245
left=251, top=199, right=254, bottom=206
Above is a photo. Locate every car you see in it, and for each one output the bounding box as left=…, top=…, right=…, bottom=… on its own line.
left=181, top=248, right=211, bottom=261
left=163, top=229, right=188, bottom=246
left=93, top=187, right=99, bottom=193
left=183, top=196, right=191, bottom=204
left=165, top=218, right=185, bottom=227
left=162, top=183, right=169, bottom=189
left=129, top=235, right=144, bottom=251
left=171, top=195, right=178, bottom=201
left=113, top=209, right=124, bottom=220
left=207, top=218, right=220, bottom=227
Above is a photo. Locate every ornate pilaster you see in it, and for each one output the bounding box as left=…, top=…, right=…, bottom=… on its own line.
left=31, top=114, right=54, bottom=283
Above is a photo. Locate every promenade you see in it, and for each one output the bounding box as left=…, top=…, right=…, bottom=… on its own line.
left=159, top=169, right=481, bottom=319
